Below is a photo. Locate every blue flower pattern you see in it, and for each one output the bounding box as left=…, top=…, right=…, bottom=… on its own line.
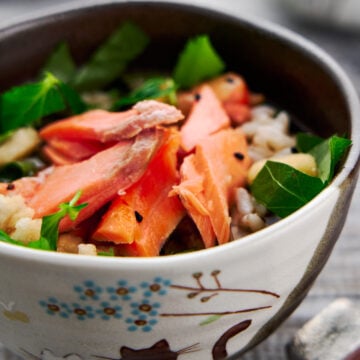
left=39, top=277, right=172, bottom=332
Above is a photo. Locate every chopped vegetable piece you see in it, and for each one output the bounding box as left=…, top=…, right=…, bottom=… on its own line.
left=247, top=153, right=318, bottom=185
left=174, top=128, right=251, bottom=246
left=0, top=127, right=41, bottom=167
left=113, top=77, right=177, bottom=109
left=102, top=129, right=185, bottom=256
left=39, top=190, right=87, bottom=250
left=173, top=35, right=225, bottom=89
left=207, top=72, right=249, bottom=104
left=180, top=85, right=230, bottom=152
left=0, top=191, right=86, bottom=251
left=72, top=22, right=150, bottom=91
left=27, top=128, right=165, bottom=231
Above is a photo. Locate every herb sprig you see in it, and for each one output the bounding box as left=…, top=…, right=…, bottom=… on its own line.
left=0, top=191, right=87, bottom=251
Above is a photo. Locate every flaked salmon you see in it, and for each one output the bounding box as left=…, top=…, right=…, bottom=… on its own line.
left=94, top=129, right=185, bottom=256
left=174, top=128, right=252, bottom=246
left=28, top=128, right=165, bottom=231
left=40, top=100, right=184, bottom=143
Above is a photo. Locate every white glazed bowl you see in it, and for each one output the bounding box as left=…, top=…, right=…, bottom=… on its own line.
left=0, top=1, right=359, bottom=359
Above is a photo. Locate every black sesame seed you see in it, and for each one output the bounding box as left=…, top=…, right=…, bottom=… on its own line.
left=291, top=146, right=298, bottom=153
left=234, top=152, right=245, bottom=160
left=226, top=76, right=235, bottom=83
left=134, top=211, right=143, bottom=223
left=194, top=93, right=201, bottom=101
left=6, top=183, right=15, bottom=190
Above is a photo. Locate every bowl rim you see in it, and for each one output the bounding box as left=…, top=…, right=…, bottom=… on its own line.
left=0, top=0, right=359, bottom=267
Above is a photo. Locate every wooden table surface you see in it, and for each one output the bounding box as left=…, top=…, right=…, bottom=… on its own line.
left=0, top=1, right=359, bottom=359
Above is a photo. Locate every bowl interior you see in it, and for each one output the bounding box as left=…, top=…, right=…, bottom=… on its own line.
left=0, top=1, right=353, bottom=139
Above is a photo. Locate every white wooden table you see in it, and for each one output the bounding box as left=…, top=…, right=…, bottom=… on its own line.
left=0, top=1, right=359, bottom=359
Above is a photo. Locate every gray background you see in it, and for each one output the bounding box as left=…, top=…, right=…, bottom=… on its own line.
left=0, top=1, right=359, bottom=359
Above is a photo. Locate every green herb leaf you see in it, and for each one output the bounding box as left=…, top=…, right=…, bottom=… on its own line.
left=0, top=72, right=66, bottom=133
left=98, top=248, right=115, bottom=257
left=296, top=133, right=324, bottom=153
left=57, top=82, right=88, bottom=114
left=27, top=236, right=52, bottom=251
left=173, top=35, right=225, bottom=89
left=250, top=161, right=325, bottom=218
left=72, top=22, right=150, bottom=91
left=113, top=77, right=177, bottom=109
left=40, top=190, right=88, bottom=250
left=0, top=230, right=24, bottom=247
left=309, top=135, right=351, bottom=184
left=42, top=42, right=77, bottom=83
left=0, top=191, right=87, bottom=251
left=0, top=72, right=87, bottom=134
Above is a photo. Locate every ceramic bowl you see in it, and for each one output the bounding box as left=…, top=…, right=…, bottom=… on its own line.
left=0, top=1, right=359, bottom=359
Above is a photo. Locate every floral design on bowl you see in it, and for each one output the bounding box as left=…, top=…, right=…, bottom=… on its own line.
left=38, top=270, right=279, bottom=333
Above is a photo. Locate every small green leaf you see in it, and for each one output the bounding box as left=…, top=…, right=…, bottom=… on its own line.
left=0, top=230, right=24, bottom=246
left=0, top=191, right=88, bottom=251
left=40, top=190, right=87, bottom=250
left=42, top=42, right=77, bottom=83
left=57, top=82, right=88, bottom=114
left=309, top=135, right=351, bottom=183
left=27, top=236, right=52, bottom=251
left=0, top=72, right=66, bottom=133
left=72, top=22, right=150, bottom=91
left=296, top=133, right=324, bottom=153
left=113, top=77, right=177, bottom=109
left=251, top=161, right=325, bottom=218
left=0, top=230, right=52, bottom=250
left=173, top=35, right=225, bottom=89
left=98, top=248, right=115, bottom=257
